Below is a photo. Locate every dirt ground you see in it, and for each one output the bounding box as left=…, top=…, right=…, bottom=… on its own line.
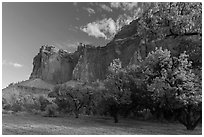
left=2, top=113, right=202, bottom=135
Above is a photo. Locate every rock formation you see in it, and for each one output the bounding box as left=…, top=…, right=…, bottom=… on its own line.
left=30, top=17, right=201, bottom=84
left=29, top=45, right=81, bottom=84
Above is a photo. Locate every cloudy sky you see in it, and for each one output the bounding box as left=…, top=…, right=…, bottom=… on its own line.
left=2, top=2, right=142, bottom=88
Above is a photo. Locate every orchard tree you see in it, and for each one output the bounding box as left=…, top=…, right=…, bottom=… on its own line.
left=102, top=59, right=131, bottom=123
left=49, top=83, right=94, bottom=118
left=144, top=47, right=202, bottom=130
left=124, top=64, right=154, bottom=116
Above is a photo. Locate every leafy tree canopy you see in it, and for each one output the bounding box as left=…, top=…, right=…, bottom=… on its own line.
left=144, top=47, right=202, bottom=130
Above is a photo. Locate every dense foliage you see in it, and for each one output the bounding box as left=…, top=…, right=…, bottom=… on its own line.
left=102, top=59, right=131, bottom=122
left=2, top=94, right=50, bottom=114
left=101, top=47, right=202, bottom=129
left=143, top=47, right=202, bottom=130
left=137, top=2, right=202, bottom=67
left=49, top=83, right=95, bottom=118
left=138, top=2, right=201, bottom=40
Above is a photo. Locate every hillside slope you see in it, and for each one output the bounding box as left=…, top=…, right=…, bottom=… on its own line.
left=2, top=78, right=54, bottom=104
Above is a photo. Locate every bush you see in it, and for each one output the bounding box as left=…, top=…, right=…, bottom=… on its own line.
left=2, top=98, right=12, bottom=110
left=44, top=102, right=58, bottom=117
left=7, top=95, right=24, bottom=112
left=11, top=100, right=23, bottom=112
left=136, top=109, right=153, bottom=120
left=38, top=95, right=49, bottom=111
left=3, top=103, right=12, bottom=111
left=3, top=94, right=47, bottom=113
left=23, top=95, right=40, bottom=112
left=50, top=83, right=96, bottom=118
left=54, top=97, right=72, bottom=113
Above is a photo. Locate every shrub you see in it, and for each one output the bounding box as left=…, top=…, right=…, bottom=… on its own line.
left=136, top=109, right=153, bottom=120
left=8, top=95, right=24, bottom=112
left=44, top=102, right=58, bottom=117
left=11, top=101, right=23, bottom=112
left=49, top=83, right=95, bottom=118
left=54, top=97, right=72, bottom=113
left=2, top=98, right=12, bottom=110
left=38, top=95, right=49, bottom=111
left=20, top=95, right=40, bottom=112
left=3, top=94, right=46, bottom=113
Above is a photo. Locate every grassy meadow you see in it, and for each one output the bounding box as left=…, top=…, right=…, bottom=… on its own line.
left=2, top=113, right=202, bottom=135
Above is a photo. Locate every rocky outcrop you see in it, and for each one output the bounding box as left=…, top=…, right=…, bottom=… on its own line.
left=30, top=45, right=81, bottom=84
left=72, top=36, right=143, bottom=82
left=72, top=44, right=118, bottom=82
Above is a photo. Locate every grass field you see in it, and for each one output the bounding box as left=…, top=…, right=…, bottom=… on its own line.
left=2, top=113, right=202, bottom=135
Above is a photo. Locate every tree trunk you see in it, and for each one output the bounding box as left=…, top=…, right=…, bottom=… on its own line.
left=74, top=110, right=79, bottom=118
left=110, top=104, right=119, bottom=123
left=114, top=113, right=119, bottom=123
left=177, top=106, right=201, bottom=130
left=186, top=125, right=195, bottom=130
left=74, top=100, right=82, bottom=118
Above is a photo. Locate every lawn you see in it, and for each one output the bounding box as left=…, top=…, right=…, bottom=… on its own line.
left=2, top=113, right=202, bottom=135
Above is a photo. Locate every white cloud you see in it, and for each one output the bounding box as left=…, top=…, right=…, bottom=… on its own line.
left=12, top=63, right=23, bottom=68
left=84, top=7, right=95, bottom=15
left=100, top=4, right=112, bottom=12
left=3, top=60, right=23, bottom=68
left=81, top=18, right=117, bottom=40
left=81, top=23, right=107, bottom=39
left=80, top=2, right=142, bottom=40
left=81, top=10, right=141, bottom=40
left=110, top=2, right=138, bottom=11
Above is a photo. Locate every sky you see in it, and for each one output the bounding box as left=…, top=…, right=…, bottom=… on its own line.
left=2, top=2, right=141, bottom=88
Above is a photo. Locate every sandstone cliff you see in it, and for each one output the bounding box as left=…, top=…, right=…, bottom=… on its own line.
left=30, top=17, right=201, bottom=84
left=72, top=37, right=141, bottom=82
left=29, top=45, right=81, bottom=84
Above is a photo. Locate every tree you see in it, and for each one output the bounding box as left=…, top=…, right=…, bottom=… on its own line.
left=144, top=47, right=202, bottom=130
left=49, top=83, right=94, bottom=118
left=124, top=64, right=154, bottom=117
left=137, top=2, right=202, bottom=67
left=138, top=2, right=201, bottom=41
left=102, top=59, right=131, bottom=123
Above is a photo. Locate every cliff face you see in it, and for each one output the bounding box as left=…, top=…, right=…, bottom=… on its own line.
left=29, top=45, right=80, bottom=84
left=72, top=19, right=201, bottom=82
left=72, top=37, right=141, bottom=82
left=73, top=45, right=118, bottom=82
left=30, top=17, right=201, bottom=84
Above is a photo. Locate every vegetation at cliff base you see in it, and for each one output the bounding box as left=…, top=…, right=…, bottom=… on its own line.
left=46, top=47, right=201, bottom=130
